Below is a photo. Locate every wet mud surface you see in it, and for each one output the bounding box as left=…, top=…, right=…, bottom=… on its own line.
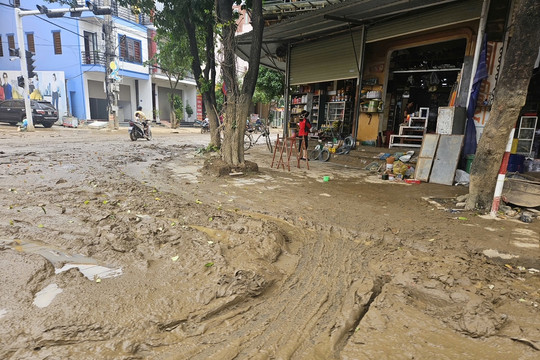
left=0, top=126, right=539, bottom=359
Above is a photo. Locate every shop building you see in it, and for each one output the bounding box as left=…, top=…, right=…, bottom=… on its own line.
left=239, top=0, right=539, bottom=167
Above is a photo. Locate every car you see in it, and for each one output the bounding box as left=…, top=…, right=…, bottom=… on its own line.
left=0, top=99, right=58, bottom=128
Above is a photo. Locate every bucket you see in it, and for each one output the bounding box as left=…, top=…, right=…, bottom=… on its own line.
left=367, top=100, right=379, bottom=112
left=465, top=154, right=475, bottom=173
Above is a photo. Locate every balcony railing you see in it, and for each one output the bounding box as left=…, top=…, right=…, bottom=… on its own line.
left=263, top=0, right=342, bottom=15
left=79, top=0, right=153, bottom=25
left=82, top=51, right=106, bottom=66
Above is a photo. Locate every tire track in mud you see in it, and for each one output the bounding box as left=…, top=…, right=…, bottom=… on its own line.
left=154, top=215, right=388, bottom=360
left=2, top=137, right=539, bottom=359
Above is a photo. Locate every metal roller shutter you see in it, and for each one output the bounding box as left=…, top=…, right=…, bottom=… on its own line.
left=289, top=0, right=482, bottom=85
left=290, top=30, right=363, bottom=85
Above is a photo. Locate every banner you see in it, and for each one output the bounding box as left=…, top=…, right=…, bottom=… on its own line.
left=1, top=70, right=66, bottom=123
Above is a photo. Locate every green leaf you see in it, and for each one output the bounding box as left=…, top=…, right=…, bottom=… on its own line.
left=205, top=262, right=214, bottom=268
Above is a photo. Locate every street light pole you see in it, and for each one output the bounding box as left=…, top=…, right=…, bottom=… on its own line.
left=14, top=8, right=34, bottom=131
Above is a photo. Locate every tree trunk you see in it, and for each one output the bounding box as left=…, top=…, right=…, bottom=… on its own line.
left=170, top=99, right=177, bottom=129
left=217, top=0, right=263, bottom=166
left=466, top=0, right=540, bottom=210
left=221, top=94, right=250, bottom=166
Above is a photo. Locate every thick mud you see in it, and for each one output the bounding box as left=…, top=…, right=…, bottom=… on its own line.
left=0, top=126, right=539, bottom=359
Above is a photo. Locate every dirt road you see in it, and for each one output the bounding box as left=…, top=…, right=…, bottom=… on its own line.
left=0, top=125, right=539, bottom=359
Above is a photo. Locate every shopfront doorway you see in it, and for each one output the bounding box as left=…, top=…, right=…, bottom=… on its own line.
left=386, top=39, right=467, bottom=134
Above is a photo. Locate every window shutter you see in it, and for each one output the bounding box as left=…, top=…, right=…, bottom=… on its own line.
left=127, top=39, right=134, bottom=62
left=26, top=33, right=35, bottom=53
left=134, top=41, right=141, bottom=63
left=53, top=31, right=62, bottom=55
left=0, top=37, right=3, bottom=57
left=119, top=36, right=127, bottom=60
left=8, top=34, right=15, bottom=56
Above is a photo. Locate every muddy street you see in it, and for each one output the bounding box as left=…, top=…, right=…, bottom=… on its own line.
left=0, top=125, right=539, bottom=359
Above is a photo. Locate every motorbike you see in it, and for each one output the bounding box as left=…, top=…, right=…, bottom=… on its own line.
left=129, top=119, right=152, bottom=141
left=195, top=119, right=210, bottom=133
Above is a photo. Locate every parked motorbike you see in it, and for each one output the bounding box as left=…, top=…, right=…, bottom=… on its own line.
left=129, top=119, right=152, bottom=141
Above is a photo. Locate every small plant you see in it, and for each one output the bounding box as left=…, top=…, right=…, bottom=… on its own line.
left=185, top=102, right=193, bottom=119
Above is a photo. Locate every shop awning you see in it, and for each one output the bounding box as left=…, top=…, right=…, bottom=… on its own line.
left=237, top=0, right=482, bottom=73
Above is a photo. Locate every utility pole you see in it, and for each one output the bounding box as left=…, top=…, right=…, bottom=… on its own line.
left=104, top=0, right=119, bottom=130
left=14, top=8, right=35, bottom=131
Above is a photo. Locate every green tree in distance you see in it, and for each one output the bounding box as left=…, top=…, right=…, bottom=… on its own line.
left=149, top=32, right=192, bottom=128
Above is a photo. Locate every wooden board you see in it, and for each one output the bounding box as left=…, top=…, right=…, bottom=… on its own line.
left=429, top=135, right=464, bottom=185
left=414, top=134, right=440, bottom=182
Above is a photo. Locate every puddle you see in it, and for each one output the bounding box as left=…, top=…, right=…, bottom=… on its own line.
left=189, top=225, right=231, bottom=245
left=512, top=228, right=538, bottom=237
left=1, top=238, right=122, bottom=281
left=33, top=283, right=63, bottom=308
left=511, top=241, right=540, bottom=249
left=56, top=264, right=123, bottom=280
left=169, top=164, right=199, bottom=183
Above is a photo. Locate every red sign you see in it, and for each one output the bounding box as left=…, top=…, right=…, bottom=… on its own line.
left=196, top=94, right=203, bottom=120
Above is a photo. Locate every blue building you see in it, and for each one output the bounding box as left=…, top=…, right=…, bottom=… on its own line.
left=0, top=0, right=197, bottom=124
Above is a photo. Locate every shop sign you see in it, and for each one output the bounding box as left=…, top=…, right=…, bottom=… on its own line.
left=196, top=93, right=203, bottom=120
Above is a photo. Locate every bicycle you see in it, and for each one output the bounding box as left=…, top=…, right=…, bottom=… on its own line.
left=244, top=123, right=273, bottom=153
left=308, top=140, right=331, bottom=162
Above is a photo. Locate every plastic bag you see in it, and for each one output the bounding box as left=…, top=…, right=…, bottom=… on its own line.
left=393, top=161, right=408, bottom=176
left=454, top=169, right=470, bottom=185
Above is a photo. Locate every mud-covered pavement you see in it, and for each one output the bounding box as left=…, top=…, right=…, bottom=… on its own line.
left=0, top=124, right=539, bottom=359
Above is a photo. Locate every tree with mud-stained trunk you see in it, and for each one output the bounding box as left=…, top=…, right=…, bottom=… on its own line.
left=217, top=1, right=264, bottom=166
left=466, top=0, right=540, bottom=210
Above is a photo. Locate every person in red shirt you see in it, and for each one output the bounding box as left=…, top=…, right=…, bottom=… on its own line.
left=298, top=110, right=312, bottom=159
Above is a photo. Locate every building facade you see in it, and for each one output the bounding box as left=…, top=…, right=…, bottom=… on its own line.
left=0, top=0, right=197, bottom=125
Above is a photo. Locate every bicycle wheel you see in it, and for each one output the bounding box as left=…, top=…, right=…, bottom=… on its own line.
left=319, top=148, right=330, bottom=162
left=309, top=149, right=320, bottom=161
left=265, top=134, right=273, bottom=153
left=244, top=133, right=253, bottom=151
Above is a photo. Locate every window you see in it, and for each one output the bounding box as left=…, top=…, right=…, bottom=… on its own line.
left=83, top=31, right=98, bottom=64
left=52, top=31, right=62, bottom=55
left=26, top=33, right=35, bottom=53
left=7, top=34, right=15, bottom=56
left=119, top=35, right=142, bottom=64
left=0, top=36, right=3, bottom=57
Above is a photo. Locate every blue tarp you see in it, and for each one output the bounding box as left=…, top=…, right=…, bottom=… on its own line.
left=463, top=34, right=488, bottom=157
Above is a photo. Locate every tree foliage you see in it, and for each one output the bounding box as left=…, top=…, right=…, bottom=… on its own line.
left=149, top=32, right=192, bottom=128
left=253, top=66, right=284, bottom=104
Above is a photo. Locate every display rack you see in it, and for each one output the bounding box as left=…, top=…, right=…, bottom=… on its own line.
left=389, top=107, right=429, bottom=148
left=311, top=93, right=325, bottom=129
left=326, top=101, right=351, bottom=126
left=516, top=115, right=538, bottom=156
left=289, top=92, right=313, bottom=137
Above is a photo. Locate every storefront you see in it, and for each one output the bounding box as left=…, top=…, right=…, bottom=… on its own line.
left=237, top=0, right=536, bottom=170
left=240, top=0, right=490, bottom=145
